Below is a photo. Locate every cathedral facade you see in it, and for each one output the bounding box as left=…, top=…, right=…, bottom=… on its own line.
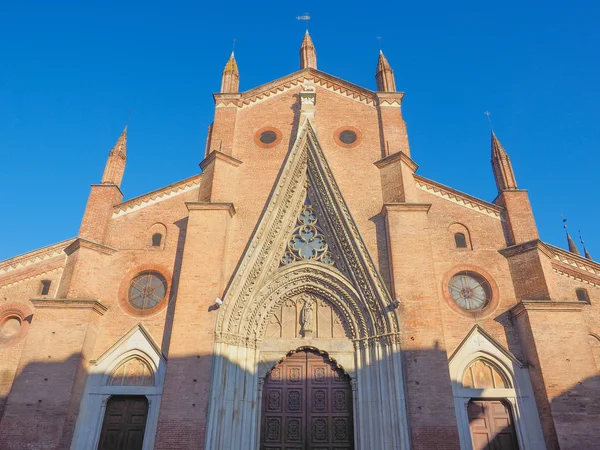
left=1, top=32, right=599, bottom=450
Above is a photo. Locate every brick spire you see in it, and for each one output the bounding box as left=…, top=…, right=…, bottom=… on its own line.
left=300, top=30, right=317, bottom=70
left=565, top=229, right=581, bottom=255
left=375, top=50, right=396, bottom=92
left=220, top=52, right=240, bottom=93
left=101, top=126, right=127, bottom=187
left=491, top=131, right=518, bottom=193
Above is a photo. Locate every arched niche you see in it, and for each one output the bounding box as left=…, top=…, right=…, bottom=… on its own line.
left=148, top=223, right=167, bottom=249
left=448, top=222, right=473, bottom=250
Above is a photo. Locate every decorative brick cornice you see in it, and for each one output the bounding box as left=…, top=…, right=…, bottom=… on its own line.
left=112, top=174, right=202, bottom=218
left=186, top=202, right=236, bottom=217
left=238, top=68, right=380, bottom=109
left=415, top=175, right=503, bottom=220
left=30, top=298, right=108, bottom=316
left=374, top=151, right=418, bottom=171
left=213, top=92, right=242, bottom=107
left=511, top=300, right=586, bottom=318
left=0, top=239, right=74, bottom=276
left=64, top=238, right=118, bottom=256
left=546, top=243, right=600, bottom=276
left=199, top=150, right=243, bottom=171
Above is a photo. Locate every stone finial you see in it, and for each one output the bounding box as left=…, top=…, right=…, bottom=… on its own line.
left=491, top=131, right=518, bottom=193
left=299, top=84, right=316, bottom=121
left=375, top=50, right=396, bottom=92
left=101, top=126, right=127, bottom=187
left=221, top=52, right=240, bottom=93
left=300, top=30, right=317, bottom=70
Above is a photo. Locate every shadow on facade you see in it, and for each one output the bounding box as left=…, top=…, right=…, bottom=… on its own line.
left=0, top=345, right=598, bottom=450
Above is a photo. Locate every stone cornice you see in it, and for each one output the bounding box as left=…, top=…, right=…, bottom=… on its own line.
left=381, top=203, right=432, bottom=215
left=186, top=202, right=236, bottom=217
left=511, top=300, right=586, bottom=318
left=0, top=239, right=74, bottom=276
left=30, top=298, right=108, bottom=316
left=546, top=243, right=600, bottom=275
left=199, top=150, right=243, bottom=171
left=112, top=174, right=202, bottom=218
left=415, top=175, right=503, bottom=220
left=212, top=92, right=242, bottom=107
left=236, top=68, right=382, bottom=108
left=374, top=92, right=405, bottom=107
left=64, top=238, right=118, bottom=256
left=498, top=240, right=555, bottom=259
left=373, top=151, right=418, bottom=172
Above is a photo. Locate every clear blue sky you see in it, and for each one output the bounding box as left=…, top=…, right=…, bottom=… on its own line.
left=1, top=0, right=598, bottom=261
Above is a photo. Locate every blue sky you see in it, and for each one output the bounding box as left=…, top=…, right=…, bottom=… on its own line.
left=1, top=0, right=598, bottom=261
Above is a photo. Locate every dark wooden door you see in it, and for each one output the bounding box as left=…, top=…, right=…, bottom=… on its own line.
left=98, top=395, right=149, bottom=450
left=468, top=399, right=519, bottom=450
left=260, top=350, right=354, bottom=450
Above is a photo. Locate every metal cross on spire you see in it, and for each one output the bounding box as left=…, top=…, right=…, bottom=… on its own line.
left=376, top=36, right=383, bottom=51
left=297, top=12, right=311, bottom=30
left=484, top=111, right=493, bottom=131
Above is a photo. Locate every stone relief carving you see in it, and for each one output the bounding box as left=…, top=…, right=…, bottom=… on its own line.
left=264, top=292, right=350, bottom=340
left=216, top=120, right=400, bottom=347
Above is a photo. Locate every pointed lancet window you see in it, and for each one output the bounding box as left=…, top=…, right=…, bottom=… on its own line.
left=281, top=196, right=335, bottom=267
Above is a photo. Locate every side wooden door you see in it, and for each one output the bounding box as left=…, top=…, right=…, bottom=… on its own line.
left=97, top=395, right=149, bottom=450
left=468, top=399, right=519, bottom=450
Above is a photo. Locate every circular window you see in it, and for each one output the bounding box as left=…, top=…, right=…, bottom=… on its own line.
left=333, top=126, right=362, bottom=148
left=339, top=130, right=357, bottom=145
left=0, top=316, right=22, bottom=338
left=259, top=131, right=277, bottom=145
left=127, top=271, right=168, bottom=311
left=448, top=271, right=491, bottom=311
left=254, top=127, right=282, bottom=148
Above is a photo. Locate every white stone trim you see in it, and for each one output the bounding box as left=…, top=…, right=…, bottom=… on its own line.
left=449, top=327, right=546, bottom=450
left=70, top=325, right=166, bottom=450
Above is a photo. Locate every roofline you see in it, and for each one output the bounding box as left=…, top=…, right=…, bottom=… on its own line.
left=0, top=238, right=75, bottom=271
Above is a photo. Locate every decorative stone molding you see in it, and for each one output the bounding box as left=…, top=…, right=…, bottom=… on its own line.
left=64, top=238, right=118, bottom=256
left=186, top=202, right=236, bottom=217
left=415, top=175, right=503, bottom=219
left=30, top=298, right=108, bottom=316
left=199, top=150, right=243, bottom=170
left=374, top=151, right=418, bottom=171
left=510, top=300, right=586, bottom=318
left=112, top=174, right=202, bottom=218
left=0, top=238, right=73, bottom=276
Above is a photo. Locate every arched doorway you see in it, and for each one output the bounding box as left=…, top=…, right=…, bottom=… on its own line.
left=260, top=349, right=354, bottom=449
left=97, top=395, right=149, bottom=450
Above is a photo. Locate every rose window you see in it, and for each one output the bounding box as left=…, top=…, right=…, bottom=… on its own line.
left=448, top=271, right=491, bottom=311
left=127, top=271, right=168, bottom=310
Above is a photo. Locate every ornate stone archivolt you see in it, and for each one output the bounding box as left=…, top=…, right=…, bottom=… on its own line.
left=216, top=120, right=399, bottom=347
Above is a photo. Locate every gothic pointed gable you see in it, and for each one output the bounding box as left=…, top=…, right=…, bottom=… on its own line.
left=217, top=118, right=399, bottom=345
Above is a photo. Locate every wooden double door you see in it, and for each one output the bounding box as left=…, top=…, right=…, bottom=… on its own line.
left=260, top=350, right=354, bottom=450
left=98, top=395, right=149, bottom=450
left=468, top=399, right=519, bottom=450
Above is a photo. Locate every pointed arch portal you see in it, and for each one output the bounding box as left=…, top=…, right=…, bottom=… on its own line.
left=260, top=349, right=354, bottom=449
left=205, top=105, right=410, bottom=449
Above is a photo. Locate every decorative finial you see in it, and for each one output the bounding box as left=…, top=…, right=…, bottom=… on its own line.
left=126, top=109, right=132, bottom=128
left=376, top=36, right=382, bottom=51
left=484, top=111, right=493, bottom=132
left=579, top=230, right=593, bottom=260
left=232, top=38, right=236, bottom=54
left=562, top=216, right=581, bottom=255
left=296, top=12, right=311, bottom=30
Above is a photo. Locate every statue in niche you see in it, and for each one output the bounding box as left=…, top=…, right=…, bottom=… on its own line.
left=301, top=294, right=315, bottom=338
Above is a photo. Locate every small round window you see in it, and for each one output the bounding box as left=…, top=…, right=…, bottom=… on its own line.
left=0, top=316, right=22, bottom=340
left=448, top=271, right=491, bottom=311
left=334, top=127, right=361, bottom=148
left=254, top=127, right=282, bottom=148
left=127, top=271, right=168, bottom=311
left=260, top=131, right=277, bottom=145
left=339, top=130, right=357, bottom=145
